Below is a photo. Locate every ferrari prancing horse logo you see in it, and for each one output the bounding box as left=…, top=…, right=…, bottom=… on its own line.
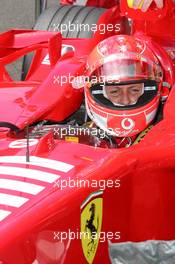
left=81, top=196, right=103, bottom=264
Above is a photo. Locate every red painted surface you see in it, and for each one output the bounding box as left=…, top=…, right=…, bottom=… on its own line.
left=0, top=1, right=175, bottom=263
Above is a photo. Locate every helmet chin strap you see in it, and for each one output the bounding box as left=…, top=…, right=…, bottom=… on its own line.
left=102, top=84, right=144, bottom=106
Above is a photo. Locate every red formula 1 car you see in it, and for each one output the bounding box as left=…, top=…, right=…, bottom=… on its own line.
left=1, top=1, right=175, bottom=263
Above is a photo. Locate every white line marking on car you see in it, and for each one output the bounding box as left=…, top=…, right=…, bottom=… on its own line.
left=0, top=193, right=29, bottom=207
left=0, top=156, right=74, bottom=173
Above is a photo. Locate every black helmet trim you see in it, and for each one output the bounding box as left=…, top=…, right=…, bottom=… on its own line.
left=90, top=79, right=159, bottom=110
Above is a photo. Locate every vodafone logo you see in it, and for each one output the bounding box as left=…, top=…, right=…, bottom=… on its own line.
left=121, top=118, right=135, bottom=130
left=9, top=139, right=39, bottom=149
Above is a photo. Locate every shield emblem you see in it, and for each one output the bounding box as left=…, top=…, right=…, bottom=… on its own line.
left=81, top=196, right=103, bottom=264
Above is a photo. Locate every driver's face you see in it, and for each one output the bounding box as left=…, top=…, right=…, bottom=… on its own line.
left=105, top=83, right=144, bottom=106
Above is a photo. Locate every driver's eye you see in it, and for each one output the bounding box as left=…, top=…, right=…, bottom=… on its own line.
left=109, top=88, right=120, bottom=94
left=130, top=88, right=140, bottom=94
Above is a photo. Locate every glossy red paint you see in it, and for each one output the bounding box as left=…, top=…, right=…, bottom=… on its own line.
left=1, top=1, right=175, bottom=263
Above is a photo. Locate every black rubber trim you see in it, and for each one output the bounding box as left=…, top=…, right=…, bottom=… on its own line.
left=47, top=5, right=106, bottom=38
left=65, top=6, right=86, bottom=38
left=35, top=5, right=65, bottom=31
left=0, top=122, right=19, bottom=132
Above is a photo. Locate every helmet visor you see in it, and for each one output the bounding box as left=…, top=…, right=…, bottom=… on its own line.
left=90, top=56, right=162, bottom=84
left=90, top=79, right=159, bottom=110
left=102, top=82, right=144, bottom=106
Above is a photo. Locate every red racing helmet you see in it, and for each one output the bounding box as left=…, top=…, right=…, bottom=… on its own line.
left=85, top=35, right=163, bottom=137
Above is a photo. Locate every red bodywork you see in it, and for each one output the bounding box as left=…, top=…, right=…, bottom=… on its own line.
left=1, top=1, right=175, bottom=263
